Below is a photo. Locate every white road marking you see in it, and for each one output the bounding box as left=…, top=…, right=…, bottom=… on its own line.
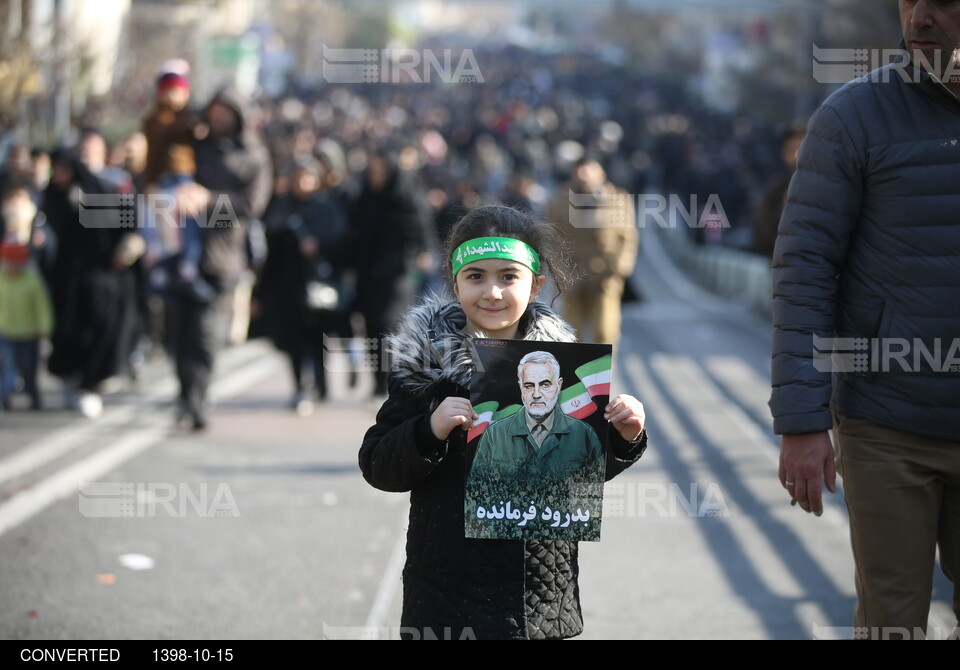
left=0, top=409, right=134, bottom=486
left=0, top=427, right=165, bottom=537
left=0, top=348, right=282, bottom=539
left=0, top=341, right=279, bottom=487
left=362, top=523, right=407, bottom=639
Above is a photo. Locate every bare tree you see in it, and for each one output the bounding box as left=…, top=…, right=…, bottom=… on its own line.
left=0, top=0, right=40, bottom=131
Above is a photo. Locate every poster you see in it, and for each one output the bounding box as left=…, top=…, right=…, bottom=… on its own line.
left=465, top=339, right=614, bottom=542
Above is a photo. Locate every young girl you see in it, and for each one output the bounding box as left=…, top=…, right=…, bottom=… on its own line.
left=359, top=205, right=647, bottom=640
left=0, top=238, right=54, bottom=411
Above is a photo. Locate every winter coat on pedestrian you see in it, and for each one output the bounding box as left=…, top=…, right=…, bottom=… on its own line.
left=42, top=153, right=141, bottom=391
left=193, top=86, right=273, bottom=282
left=349, top=155, right=434, bottom=333
left=770, top=51, right=960, bottom=441
left=547, top=179, right=638, bottom=291
left=359, top=295, right=648, bottom=639
left=142, top=104, right=197, bottom=189
left=256, top=191, right=348, bottom=357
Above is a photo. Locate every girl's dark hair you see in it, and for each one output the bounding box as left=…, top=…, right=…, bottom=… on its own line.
left=442, top=204, right=573, bottom=300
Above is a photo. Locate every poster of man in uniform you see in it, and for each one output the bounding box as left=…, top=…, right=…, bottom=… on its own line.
left=465, top=339, right=613, bottom=542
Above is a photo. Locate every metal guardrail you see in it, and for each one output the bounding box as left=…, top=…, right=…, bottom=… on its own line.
left=657, top=224, right=773, bottom=315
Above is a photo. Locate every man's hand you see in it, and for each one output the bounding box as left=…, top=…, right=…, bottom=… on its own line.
left=605, top=394, right=645, bottom=442
left=779, top=431, right=837, bottom=517
left=430, top=398, right=479, bottom=441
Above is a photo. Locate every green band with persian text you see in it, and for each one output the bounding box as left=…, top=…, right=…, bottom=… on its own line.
left=452, top=237, right=541, bottom=277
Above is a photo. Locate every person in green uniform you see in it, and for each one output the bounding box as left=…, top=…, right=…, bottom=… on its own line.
left=469, top=351, right=603, bottom=488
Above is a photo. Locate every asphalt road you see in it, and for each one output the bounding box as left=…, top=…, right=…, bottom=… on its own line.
left=0, top=225, right=955, bottom=641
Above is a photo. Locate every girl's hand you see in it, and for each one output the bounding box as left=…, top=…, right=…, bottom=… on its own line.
left=604, top=394, right=645, bottom=442
left=430, top=398, right=479, bottom=441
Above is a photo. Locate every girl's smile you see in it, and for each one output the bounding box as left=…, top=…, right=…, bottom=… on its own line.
left=453, top=258, right=547, bottom=340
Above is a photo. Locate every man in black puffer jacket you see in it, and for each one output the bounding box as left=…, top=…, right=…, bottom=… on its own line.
left=770, top=2, right=960, bottom=640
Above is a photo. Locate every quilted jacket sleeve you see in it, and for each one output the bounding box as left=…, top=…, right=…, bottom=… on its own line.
left=359, top=380, right=449, bottom=493
left=769, top=100, right=866, bottom=435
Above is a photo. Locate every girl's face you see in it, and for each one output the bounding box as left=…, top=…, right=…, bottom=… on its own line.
left=453, top=258, right=547, bottom=340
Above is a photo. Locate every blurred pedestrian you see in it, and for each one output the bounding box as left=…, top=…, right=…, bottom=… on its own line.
left=42, top=150, right=143, bottom=418
left=1, top=185, right=38, bottom=246
left=142, top=69, right=197, bottom=190
left=256, top=157, right=348, bottom=414
left=168, top=86, right=272, bottom=430
left=500, top=173, right=535, bottom=214
left=158, top=143, right=207, bottom=299
left=547, top=158, right=638, bottom=346
left=77, top=131, right=136, bottom=195
left=2, top=183, right=55, bottom=292
left=116, top=132, right=149, bottom=195
left=751, top=121, right=806, bottom=259
left=350, top=150, right=433, bottom=397
left=0, top=237, right=53, bottom=411
left=78, top=130, right=147, bottom=386
left=315, top=138, right=354, bottom=214
left=29, top=148, right=52, bottom=204
left=140, top=65, right=199, bottom=353
left=0, top=144, right=34, bottom=200
left=433, top=180, right=480, bottom=246
left=771, top=0, right=960, bottom=639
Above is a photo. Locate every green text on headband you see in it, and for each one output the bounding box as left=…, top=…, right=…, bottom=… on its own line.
left=452, top=237, right=541, bottom=277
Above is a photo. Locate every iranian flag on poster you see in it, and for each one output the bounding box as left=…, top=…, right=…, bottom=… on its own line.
left=576, top=355, right=612, bottom=397
left=560, top=382, right=597, bottom=420
left=468, top=401, right=500, bottom=443
left=467, top=403, right=522, bottom=442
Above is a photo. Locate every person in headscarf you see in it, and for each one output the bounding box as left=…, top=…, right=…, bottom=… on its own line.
left=42, top=149, right=143, bottom=418
left=349, top=149, right=434, bottom=397
left=256, top=156, right=349, bottom=414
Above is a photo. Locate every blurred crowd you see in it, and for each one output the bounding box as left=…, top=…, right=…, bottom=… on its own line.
left=0, top=45, right=805, bottom=422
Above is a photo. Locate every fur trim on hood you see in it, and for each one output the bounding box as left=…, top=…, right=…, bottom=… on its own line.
left=386, top=293, right=576, bottom=399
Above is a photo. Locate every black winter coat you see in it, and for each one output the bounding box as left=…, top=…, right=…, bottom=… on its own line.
left=349, top=164, right=433, bottom=327
left=42, top=156, right=139, bottom=390
left=359, top=296, right=647, bottom=640
left=255, top=192, right=348, bottom=355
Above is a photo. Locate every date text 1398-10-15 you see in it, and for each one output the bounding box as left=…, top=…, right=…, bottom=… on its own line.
left=153, top=649, right=234, bottom=662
